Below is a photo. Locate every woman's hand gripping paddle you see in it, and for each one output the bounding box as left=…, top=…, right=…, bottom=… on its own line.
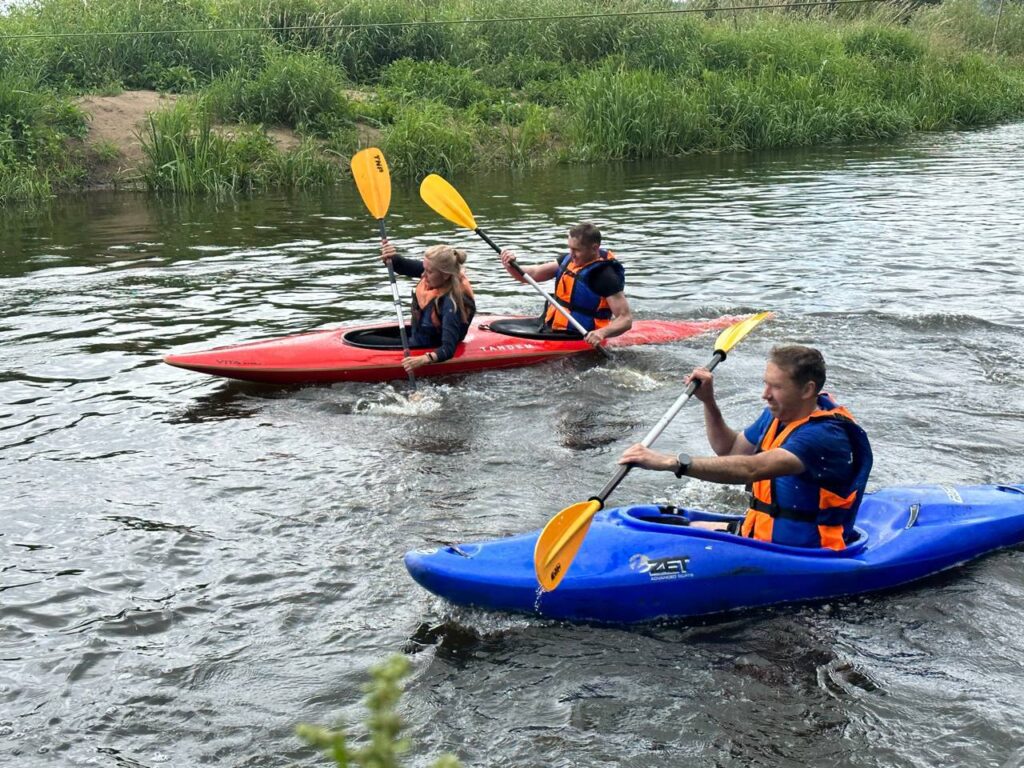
left=533, top=311, right=774, bottom=591
left=418, top=173, right=612, bottom=359
left=351, top=148, right=416, bottom=387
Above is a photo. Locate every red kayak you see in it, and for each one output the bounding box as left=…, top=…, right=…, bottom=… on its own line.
left=163, top=314, right=740, bottom=385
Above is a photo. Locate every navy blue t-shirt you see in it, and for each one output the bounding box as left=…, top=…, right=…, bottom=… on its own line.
left=743, top=408, right=856, bottom=489
left=578, top=260, right=625, bottom=297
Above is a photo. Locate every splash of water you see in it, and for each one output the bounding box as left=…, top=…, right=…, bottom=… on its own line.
left=351, top=384, right=444, bottom=416
left=583, top=365, right=663, bottom=392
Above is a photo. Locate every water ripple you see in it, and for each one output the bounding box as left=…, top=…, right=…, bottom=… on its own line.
left=1, top=123, right=1024, bottom=767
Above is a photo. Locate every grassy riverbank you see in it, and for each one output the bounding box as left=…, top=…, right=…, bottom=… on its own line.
left=1, top=0, right=1023, bottom=202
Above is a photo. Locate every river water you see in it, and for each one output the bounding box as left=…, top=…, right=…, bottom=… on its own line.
left=2, top=123, right=1023, bottom=767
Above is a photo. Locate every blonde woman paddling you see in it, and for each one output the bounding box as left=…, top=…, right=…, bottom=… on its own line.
left=381, top=241, right=476, bottom=372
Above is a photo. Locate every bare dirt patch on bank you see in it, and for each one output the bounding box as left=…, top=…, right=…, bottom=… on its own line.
left=76, top=91, right=177, bottom=188
left=75, top=90, right=303, bottom=189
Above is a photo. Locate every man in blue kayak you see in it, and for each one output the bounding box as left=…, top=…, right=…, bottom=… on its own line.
left=499, top=222, right=633, bottom=348
left=619, top=345, right=873, bottom=550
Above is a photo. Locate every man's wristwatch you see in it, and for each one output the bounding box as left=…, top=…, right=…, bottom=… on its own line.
left=674, top=452, right=692, bottom=478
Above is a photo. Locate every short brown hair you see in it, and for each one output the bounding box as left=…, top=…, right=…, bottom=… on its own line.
left=769, top=345, right=826, bottom=393
left=568, top=222, right=601, bottom=247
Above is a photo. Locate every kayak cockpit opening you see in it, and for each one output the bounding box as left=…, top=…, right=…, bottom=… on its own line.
left=482, top=317, right=583, bottom=341
left=626, top=504, right=744, bottom=531
left=341, top=317, right=583, bottom=349
left=617, top=504, right=869, bottom=556
left=342, top=325, right=431, bottom=350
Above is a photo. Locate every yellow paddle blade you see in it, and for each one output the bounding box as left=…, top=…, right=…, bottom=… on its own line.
left=533, top=499, right=602, bottom=591
left=534, top=310, right=773, bottom=592
left=419, top=173, right=478, bottom=230
left=351, top=147, right=391, bottom=220
left=714, top=311, right=774, bottom=355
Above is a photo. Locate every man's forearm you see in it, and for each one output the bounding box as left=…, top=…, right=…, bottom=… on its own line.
left=600, top=312, right=633, bottom=339
left=703, top=401, right=739, bottom=456
left=689, top=454, right=758, bottom=485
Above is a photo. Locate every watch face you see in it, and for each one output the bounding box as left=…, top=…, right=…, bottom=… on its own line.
left=675, top=452, right=691, bottom=477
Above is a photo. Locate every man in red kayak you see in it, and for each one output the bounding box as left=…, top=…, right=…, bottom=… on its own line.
left=619, top=345, right=873, bottom=550
left=381, top=241, right=476, bottom=373
left=499, top=222, right=633, bottom=348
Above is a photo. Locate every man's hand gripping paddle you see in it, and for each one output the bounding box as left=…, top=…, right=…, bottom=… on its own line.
left=533, top=311, right=774, bottom=591
left=419, top=173, right=612, bottom=359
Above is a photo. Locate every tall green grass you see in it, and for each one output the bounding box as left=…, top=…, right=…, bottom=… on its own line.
left=565, top=15, right=1024, bottom=160
left=0, top=0, right=264, bottom=91
left=138, top=100, right=343, bottom=195
left=139, top=102, right=249, bottom=195
left=2, top=0, right=1023, bottom=193
left=913, top=0, right=1024, bottom=57
left=381, top=58, right=496, bottom=108
left=381, top=100, right=478, bottom=177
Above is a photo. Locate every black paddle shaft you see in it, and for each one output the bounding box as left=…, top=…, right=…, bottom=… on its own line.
left=474, top=227, right=505, bottom=255
left=591, top=351, right=727, bottom=505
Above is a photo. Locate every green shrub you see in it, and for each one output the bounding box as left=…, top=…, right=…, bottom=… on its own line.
left=0, top=74, right=86, bottom=165
left=0, top=72, right=86, bottom=203
left=381, top=58, right=495, bottom=108
left=298, top=656, right=460, bottom=768
left=381, top=101, right=478, bottom=177
left=205, top=48, right=352, bottom=136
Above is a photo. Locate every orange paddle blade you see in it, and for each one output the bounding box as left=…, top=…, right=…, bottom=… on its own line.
left=351, top=147, right=391, bottom=220
left=533, top=499, right=602, bottom=591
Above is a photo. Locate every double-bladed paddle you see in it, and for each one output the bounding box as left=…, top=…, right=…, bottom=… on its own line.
left=418, top=173, right=612, bottom=359
left=351, top=147, right=416, bottom=387
left=533, top=311, right=774, bottom=591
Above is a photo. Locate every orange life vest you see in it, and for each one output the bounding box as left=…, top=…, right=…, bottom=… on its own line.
left=544, top=250, right=622, bottom=332
left=741, top=399, right=871, bottom=551
left=411, top=273, right=475, bottom=329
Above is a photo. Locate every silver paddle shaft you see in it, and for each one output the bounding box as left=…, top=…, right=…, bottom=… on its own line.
left=594, top=350, right=725, bottom=503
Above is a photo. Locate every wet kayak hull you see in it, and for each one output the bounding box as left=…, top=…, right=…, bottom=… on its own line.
left=403, top=484, right=1024, bottom=624
left=163, top=314, right=739, bottom=384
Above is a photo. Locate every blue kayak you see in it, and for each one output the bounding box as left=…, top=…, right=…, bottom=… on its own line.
left=404, top=484, right=1024, bottom=624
